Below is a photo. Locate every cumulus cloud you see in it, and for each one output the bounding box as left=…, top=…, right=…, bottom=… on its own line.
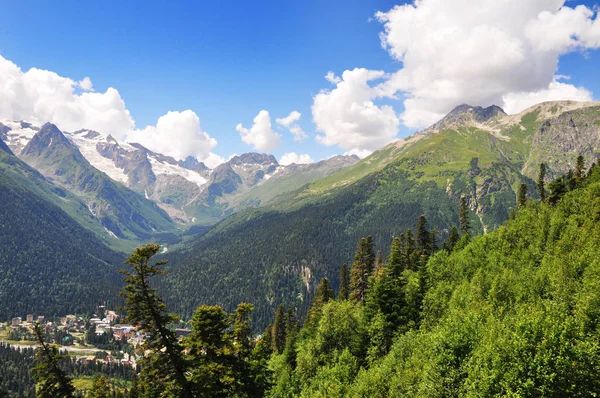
left=279, top=152, right=314, bottom=165
left=312, top=68, right=400, bottom=155
left=276, top=110, right=307, bottom=141
left=78, top=77, right=94, bottom=92
left=372, top=0, right=600, bottom=128
left=0, top=55, right=223, bottom=167
left=0, top=55, right=134, bottom=136
left=127, top=110, right=222, bottom=165
left=236, top=110, right=282, bottom=151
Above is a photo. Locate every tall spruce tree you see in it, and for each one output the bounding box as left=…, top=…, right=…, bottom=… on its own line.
left=338, top=263, right=350, bottom=300
left=416, top=214, right=433, bottom=257
left=574, top=154, right=586, bottom=182
left=537, top=163, right=547, bottom=202
left=272, top=304, right=287, bottom=354
left=459, top=195, right=471, bottom=236
left=120, top=244, right=192, bottom=398
left=185, top=305, right=235, bottom=396
left=307, top=278, right=335, bottom=325
left=405, top=229, right=417, bottom=270
left=442, top=226, right=460, bottom=252
left=32, top=323, right=75, bottom=398
left=373, top=250, right=385, bottom=279
left=517, top=183, right=528, bottom=209
left=349, top=236, right=376, bottom=304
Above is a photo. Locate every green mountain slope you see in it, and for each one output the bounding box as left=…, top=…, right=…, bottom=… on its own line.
left=19, top=123, right=177, bottom=243
left=162, top=101, right=600, bottom=328
left=266, top=159, right=600, bottom=397
left=0, top=148, right=124, bottom=319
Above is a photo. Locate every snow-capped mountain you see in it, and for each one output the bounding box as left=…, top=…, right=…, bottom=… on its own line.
left=0, top=119, right=359, bottom=225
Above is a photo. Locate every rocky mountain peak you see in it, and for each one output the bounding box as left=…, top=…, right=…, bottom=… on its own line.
left=21, top=123, right=74, bottom=157
left=428, top=104, right=507, bottom=132
left=179, top=155, right=208, bottom=172
left=229, top=153, right=278, bottom=166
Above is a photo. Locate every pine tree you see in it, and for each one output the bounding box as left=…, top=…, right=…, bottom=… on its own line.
left=120, top=244, right=192, bottom=398
left=307, top=278, right=334, bottom=325
left=373, top=250, right=385, bottom=279
left=537, top=163, right=546, bottom=202
left=185, top=305, right=235, bottom=396
left=459, top=195, right=471, bottom=236
left=405, top=229, right=417, bottom=270
left=574, top=154, right=586, bottom=182
left=517, top=183, right=527, bottom=209
left=272, top=304, right=287, bottom=354
left=232, top=303, right=254, bottom=359
left=32, top=323, right=75, bottom=398
left=442, top=226, right=460, bottom=252
left=338, top=263, right=349, bottom=300
left=416, top=214, right=433, bottom=257
left=349, top=236, right=376, bottom=304
left=548, top=176, right=568, bottom=205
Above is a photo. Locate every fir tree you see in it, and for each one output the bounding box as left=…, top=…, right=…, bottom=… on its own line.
left=416, top=214, right=433, bottom=257
left=517, top=183, right=527, bottom=209
left=185, top=305, right=234, bottom=396
left=459, top=195, right=471, bottom=236
left=373, top=250, right=385, bottom=279
left=405, top=229, right=417, bottom=270
left=537, top=163, right=546, bottom=202
left=231, top=303, right=254, bottom=359
left=338, top=263, right=350, bottom=300
left=307, top=278, right=334, bottom=325
left=119, top=244, right=192, bottom=398
left=272, top=304, right=287, bottom=354
left=32, top=323, right=75, bottom=398
left=442, top=226, right=460, bottom=252
left=349, top=236, right=376, bottom=304
left=574, top=154, right=586, bottom=182
left=548, top=176, right=568, bottom=205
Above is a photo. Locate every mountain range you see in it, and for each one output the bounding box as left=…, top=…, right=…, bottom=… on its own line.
left=1, top=99, right=599, bottom=325
left=0, top=120, right=359, bottom=247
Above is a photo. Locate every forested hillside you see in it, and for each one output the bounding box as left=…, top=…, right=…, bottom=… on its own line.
left=261, top=160, right=600, bottom=396
left=162, top=101, right=599, bottom=329
left=0, top=148, right=124, bottom=319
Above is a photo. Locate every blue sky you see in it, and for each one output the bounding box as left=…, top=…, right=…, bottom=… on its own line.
left=0, top=0, right=599, bottom=165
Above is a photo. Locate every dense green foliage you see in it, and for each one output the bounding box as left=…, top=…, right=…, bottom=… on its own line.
left=0, top=150, right=124, bottom=319
left=262, top=163, right=600, bottom=396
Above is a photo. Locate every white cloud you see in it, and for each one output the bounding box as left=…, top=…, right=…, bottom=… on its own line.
left=502, top=79, right=593, bottom=114
left=78, top=77, right=94, bottom=92
left=236, top=110, right=282, bottom=151
left=312, top=68, right=400, bottom=153
left=276, top=110, right=307, bottom=141
left=0, top=55, right=223, bottom=167
left=279, top=152, right=314, bottom=165
left=371, top=0, right=600, bottom=128
left=127, top=110, right=221, bottom=164
left=0, top=55, right=134, bottom=136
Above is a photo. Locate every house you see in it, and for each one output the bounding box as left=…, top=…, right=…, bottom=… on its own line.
left=175, top=328, right=191, bottom=338
left=26, top=314, right=34, bottom=323
left=11, top=317, right=21, bottom=327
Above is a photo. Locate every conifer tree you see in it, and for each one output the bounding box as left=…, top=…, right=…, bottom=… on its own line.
left=283, top=309, right=299, bottom=368
left=338, top=263, right=349, bottom=301
left=588, top=162, right=597, bottom=178
left=120, top=244, right=192, bottom=398
left=272, top=304, right=287, bottom=354
left=442, top=226, right=460, bottom=252
left=232, top=303, right=254, bottom=359
left=459, top=195, right=471, bottom=236
left=349, top=236, right=376, bottom=304
left=185, top=305, right=234, bottom=396
left=32, top=323, right=75, bottom=398
left=416, top=214, right=433, bottom=257
left=548, top=176, right=568, bottom=205
left=307, top=278, right=334, bottom=325
left=373, top=250, right=385, bottom=279
left=517, top=183, right=527, bottom=209
left=537, top=163, right=546, bottom=202
left=404, top=229, right=417, bottom=270
left=574, top=154, right=586, bottom=182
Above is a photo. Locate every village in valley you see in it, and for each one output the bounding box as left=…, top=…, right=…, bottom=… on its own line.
left=0, top=305, right=192, bottom=369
